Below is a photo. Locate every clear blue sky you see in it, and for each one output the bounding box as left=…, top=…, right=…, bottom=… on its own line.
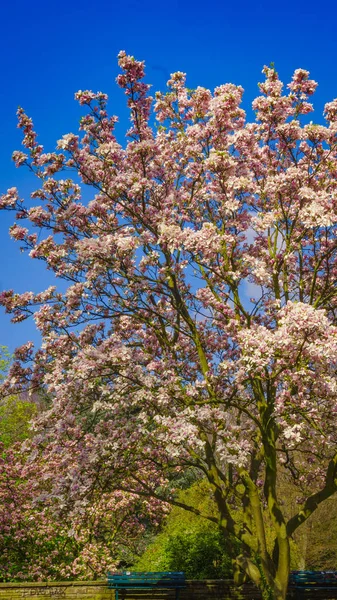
left=0, top=0, right=336, bottom=352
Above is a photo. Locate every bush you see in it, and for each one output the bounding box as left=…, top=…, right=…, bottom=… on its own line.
left=135, top=527, right=238, bottom=579
left=164, top=530, right=236, bottom=579
left=134, top=480, right=240, bottom=578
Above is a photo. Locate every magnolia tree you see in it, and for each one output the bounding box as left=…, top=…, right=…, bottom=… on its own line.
left=1, top=52, right=337, bottom=598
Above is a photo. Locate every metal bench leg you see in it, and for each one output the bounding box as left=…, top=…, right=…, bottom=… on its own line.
left=175, top=588, right=180, bottom=600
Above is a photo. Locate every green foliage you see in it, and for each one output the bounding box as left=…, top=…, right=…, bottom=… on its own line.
left=135, top=527, right=237, bottom=579
left=0, top=396, right=37, bottom=447
left=135, top=480, right=240, bottom=578
left=0, top=346, right=37, bottom=447
left=163, top=530, right=236, bottom=579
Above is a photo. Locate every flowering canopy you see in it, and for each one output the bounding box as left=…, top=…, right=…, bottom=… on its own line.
left=2, top=53, right=337, bottom=598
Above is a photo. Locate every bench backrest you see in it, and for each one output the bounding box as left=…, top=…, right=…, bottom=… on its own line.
left=289, top=571, right=337, bottom=587
left=107, top=571, right=185, bottom=587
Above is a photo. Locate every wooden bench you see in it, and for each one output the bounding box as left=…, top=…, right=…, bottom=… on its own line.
left=288, top=571, right=337, bottom=598
left=107, top=571, right=186, bottom=600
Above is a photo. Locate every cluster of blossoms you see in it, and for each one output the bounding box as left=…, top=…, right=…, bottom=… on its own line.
left=2, top=52, right=337, bottom=598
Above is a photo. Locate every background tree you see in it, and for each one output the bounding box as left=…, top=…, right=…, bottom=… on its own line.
left=295, top=497, right=337, bottom=570
left=0, top=350, right=161, bottom=581
left=0, top=395, right=37, bottom=447
left=0, top=440, right=166, bottom=581
left=2, top=53, right=337, bottom=599
left=0, top=347, right=38, bottom=446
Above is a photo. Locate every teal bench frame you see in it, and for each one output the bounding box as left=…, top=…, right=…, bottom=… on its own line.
left=107, top=571, right=186, bottom=600
left=288, top=571, right=337, bottom=597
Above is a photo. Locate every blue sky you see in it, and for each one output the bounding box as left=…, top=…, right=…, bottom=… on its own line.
left=0, top=0, right=335, bottom=352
